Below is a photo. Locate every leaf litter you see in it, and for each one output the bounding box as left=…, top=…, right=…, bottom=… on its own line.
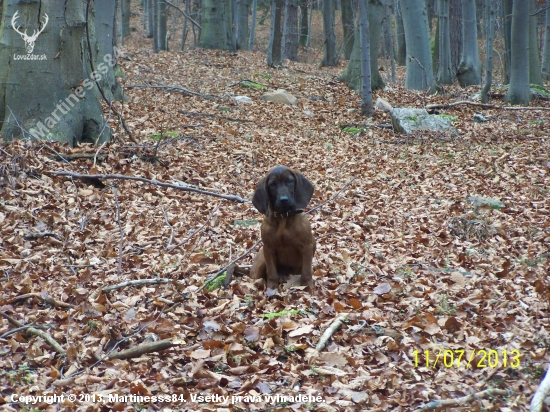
left=1, top=12, right=550, bottom=412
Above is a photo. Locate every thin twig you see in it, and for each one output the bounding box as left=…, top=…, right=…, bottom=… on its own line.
left=168, top=201, right=222, bottom=253
left=102, top=278, right=172, bottom=292
left=413, top=388, right=510, bottom=411
left=162, top=207, right=175, bottom=248
left=50, top=171, right=248, bottom=203
left=164, top=0, right=201, bottom=29
left=315, top=314, right=348, bottom=352
left=124, top=84, right=215, bottom=100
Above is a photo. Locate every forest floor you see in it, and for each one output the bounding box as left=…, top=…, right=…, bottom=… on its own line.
left=1, top=8, right=550, bottom=412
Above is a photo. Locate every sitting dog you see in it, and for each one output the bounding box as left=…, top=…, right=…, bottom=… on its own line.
left=250, top=166, right=316, bottom=295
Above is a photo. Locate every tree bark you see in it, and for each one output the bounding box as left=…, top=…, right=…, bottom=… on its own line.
left=528, top=0, right=542, bottom=86
left=543, top=4, right=550, bottom=81
left=95, top=0, right=125, bottom=102
left=505, top=0, right=530, bottom=105
left=395, top=0, right=406, bottom=65
left=232, top=0, right=240, bottom=50
left=0, top=0, right=113, bottom=145
left=284, top=0, right=299, bottom=60
left=501, top=0, right=512, bottom=83
left=321, top=0, right=338, bottom=66
left=437, top=0, right=453, bottom=84
left=147, top=0, right=154, bottom=38
left=480, top=0, right=495, bottom=103
left=384, top=0, right=396, bottom=82
left=449, top=0, right=462, bottom=70
left=249, top=0, right=258, bottom=50
left=339, top=0, right=386, bottom=91
left=400, top=0, right=435, bottom=91
left=359, top=0, right=373, bottom=116
left=267, top=0, right=284, bottom=67
left=299, top=0, right=309, bottom=46
left=341, top=0, right=355, bottom=59
left=456, top=0, right=481, bottom=86
left=200, top=0, right=234, bottom=51
left=157, top=0, right=167, bottom=50
left=238, top=0, right=250, bottom=49
left=123, top=0, right=131, bottom=37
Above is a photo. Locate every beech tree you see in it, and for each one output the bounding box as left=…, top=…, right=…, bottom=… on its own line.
left=267, top=0, right=284, bottom=67
left=481, top=0, right=495, bottom=103
left=456, top=0, right=480, bottom=86
left=341, top=0, right=355, bottom=60
left=0, top=0, right=120, bottom=145
left=400, top=0, right=435, bottom=91
left=339, top=0, right=386, bottom=92
left=321, top=0, right=338, bottom=66
left=437, top=0, right=453, bottom=84
left=395, top=0, right=406, bottom=66
left=505, top=0, right=530, bottom=105
left=283, top=0, right=299, bottom=60
left=543, top=4, right=550, bottom=81
left=199, top=0, right=234, bottom=51
left=528, top=0, right=542, bottom=85
left=358, top=0, right=373, bottom=116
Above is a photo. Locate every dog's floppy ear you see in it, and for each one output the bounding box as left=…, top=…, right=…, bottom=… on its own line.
left=252, top=178, right=269, bottom=215
left=294, top=171, right=314, bottom=209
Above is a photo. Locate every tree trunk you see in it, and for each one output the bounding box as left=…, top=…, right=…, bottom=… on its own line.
left=284, top=0, right=299, bottom=60
left=153, top=0, right=159, bottom=52
left=238, top=0, right=250, bottom=50
left=449, top=0, right=462, bottom=70
left=267, top=0, right=284, bottom=67
left=384, top=0, right=396, bottom=82
left=542, top=4, right=550, bottom=81
left=200, top=0, right=234, bottom=51
left=249, top=0, right=258, bottom=50
left=299, top=0, right=309, bottom=46
left=232, top=0, right=240, bottom=50
left=158, top=0, right=167, bottom=50
left=437, top=0, right=453, bottom=84
left=528, top=0, right=542, bottom=86
left=501, top=0, right=512, bottom=84
left=480, top=0, right=495, bottom=103
left=425, top=0, right=435, bottom=30
left=147, top=0, right=154, bottom=38
left=456, top=0, right=480, bottom=86
left=95, top=0, right=125, bottom=102
left=321, top=0, right=338, bottom=66
left=123, top=0, right=131, bottom=37
left=339, top=0, right=386, bottom=91
left=505, top=0, right=530, bottom=105
left=359, top=0, right=373, bottom=116
left=341, top=0, right=355, bottom=59
left=400, top=0, right=435, bottom=91
left=0, top=0, right=113, bottom=145
left=395, top=0, right=406, bottom=65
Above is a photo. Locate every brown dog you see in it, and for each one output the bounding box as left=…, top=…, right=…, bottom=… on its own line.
left=250, top=166, right=316, bottom=295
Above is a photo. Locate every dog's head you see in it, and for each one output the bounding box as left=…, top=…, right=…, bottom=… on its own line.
left=252, top=165, right=314, bottom=215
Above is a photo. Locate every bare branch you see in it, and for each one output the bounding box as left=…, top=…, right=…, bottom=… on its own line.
left=50, top=171, right=248, bottom=203
left=413, top=388, right=510, bottom=411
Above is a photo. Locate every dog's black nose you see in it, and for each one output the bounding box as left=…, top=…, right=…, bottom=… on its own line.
left=279, top=196, right=289, bottom=204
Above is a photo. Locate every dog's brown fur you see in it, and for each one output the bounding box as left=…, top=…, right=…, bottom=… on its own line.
left=250, top=166, right=315, bottom=294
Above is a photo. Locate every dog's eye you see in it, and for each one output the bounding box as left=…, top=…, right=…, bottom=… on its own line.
left=287, top=179, right=294, bottom=185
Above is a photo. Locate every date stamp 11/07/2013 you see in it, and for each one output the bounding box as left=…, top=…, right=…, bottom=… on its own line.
left=413, top=349, right=521, bottom=369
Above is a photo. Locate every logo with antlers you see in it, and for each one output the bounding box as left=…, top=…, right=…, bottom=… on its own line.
left=11, top=11, right=49, bottom=54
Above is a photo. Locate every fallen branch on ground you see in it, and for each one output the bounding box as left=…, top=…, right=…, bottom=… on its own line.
left=2, top=292, right=74, bottom=308
left=125, top=84, right=215, bottom=100
left=46, top=153, right=108, bottom=161
left=50, top=171, right=248, bottom=203
left=315, top=315, right=348, bottom=352
left=413, top=388, right=510, bottom=411
left=529, top=363, right=550, bottom=412
left=307, top=177, right=357, bottom=214
left=102, top=278, right=173, bottom=292
left=106, top=338, right=183, bottom=360
left=0, top=311, right=65, bottom=355
left=426, top=101, right=550, bottom=111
